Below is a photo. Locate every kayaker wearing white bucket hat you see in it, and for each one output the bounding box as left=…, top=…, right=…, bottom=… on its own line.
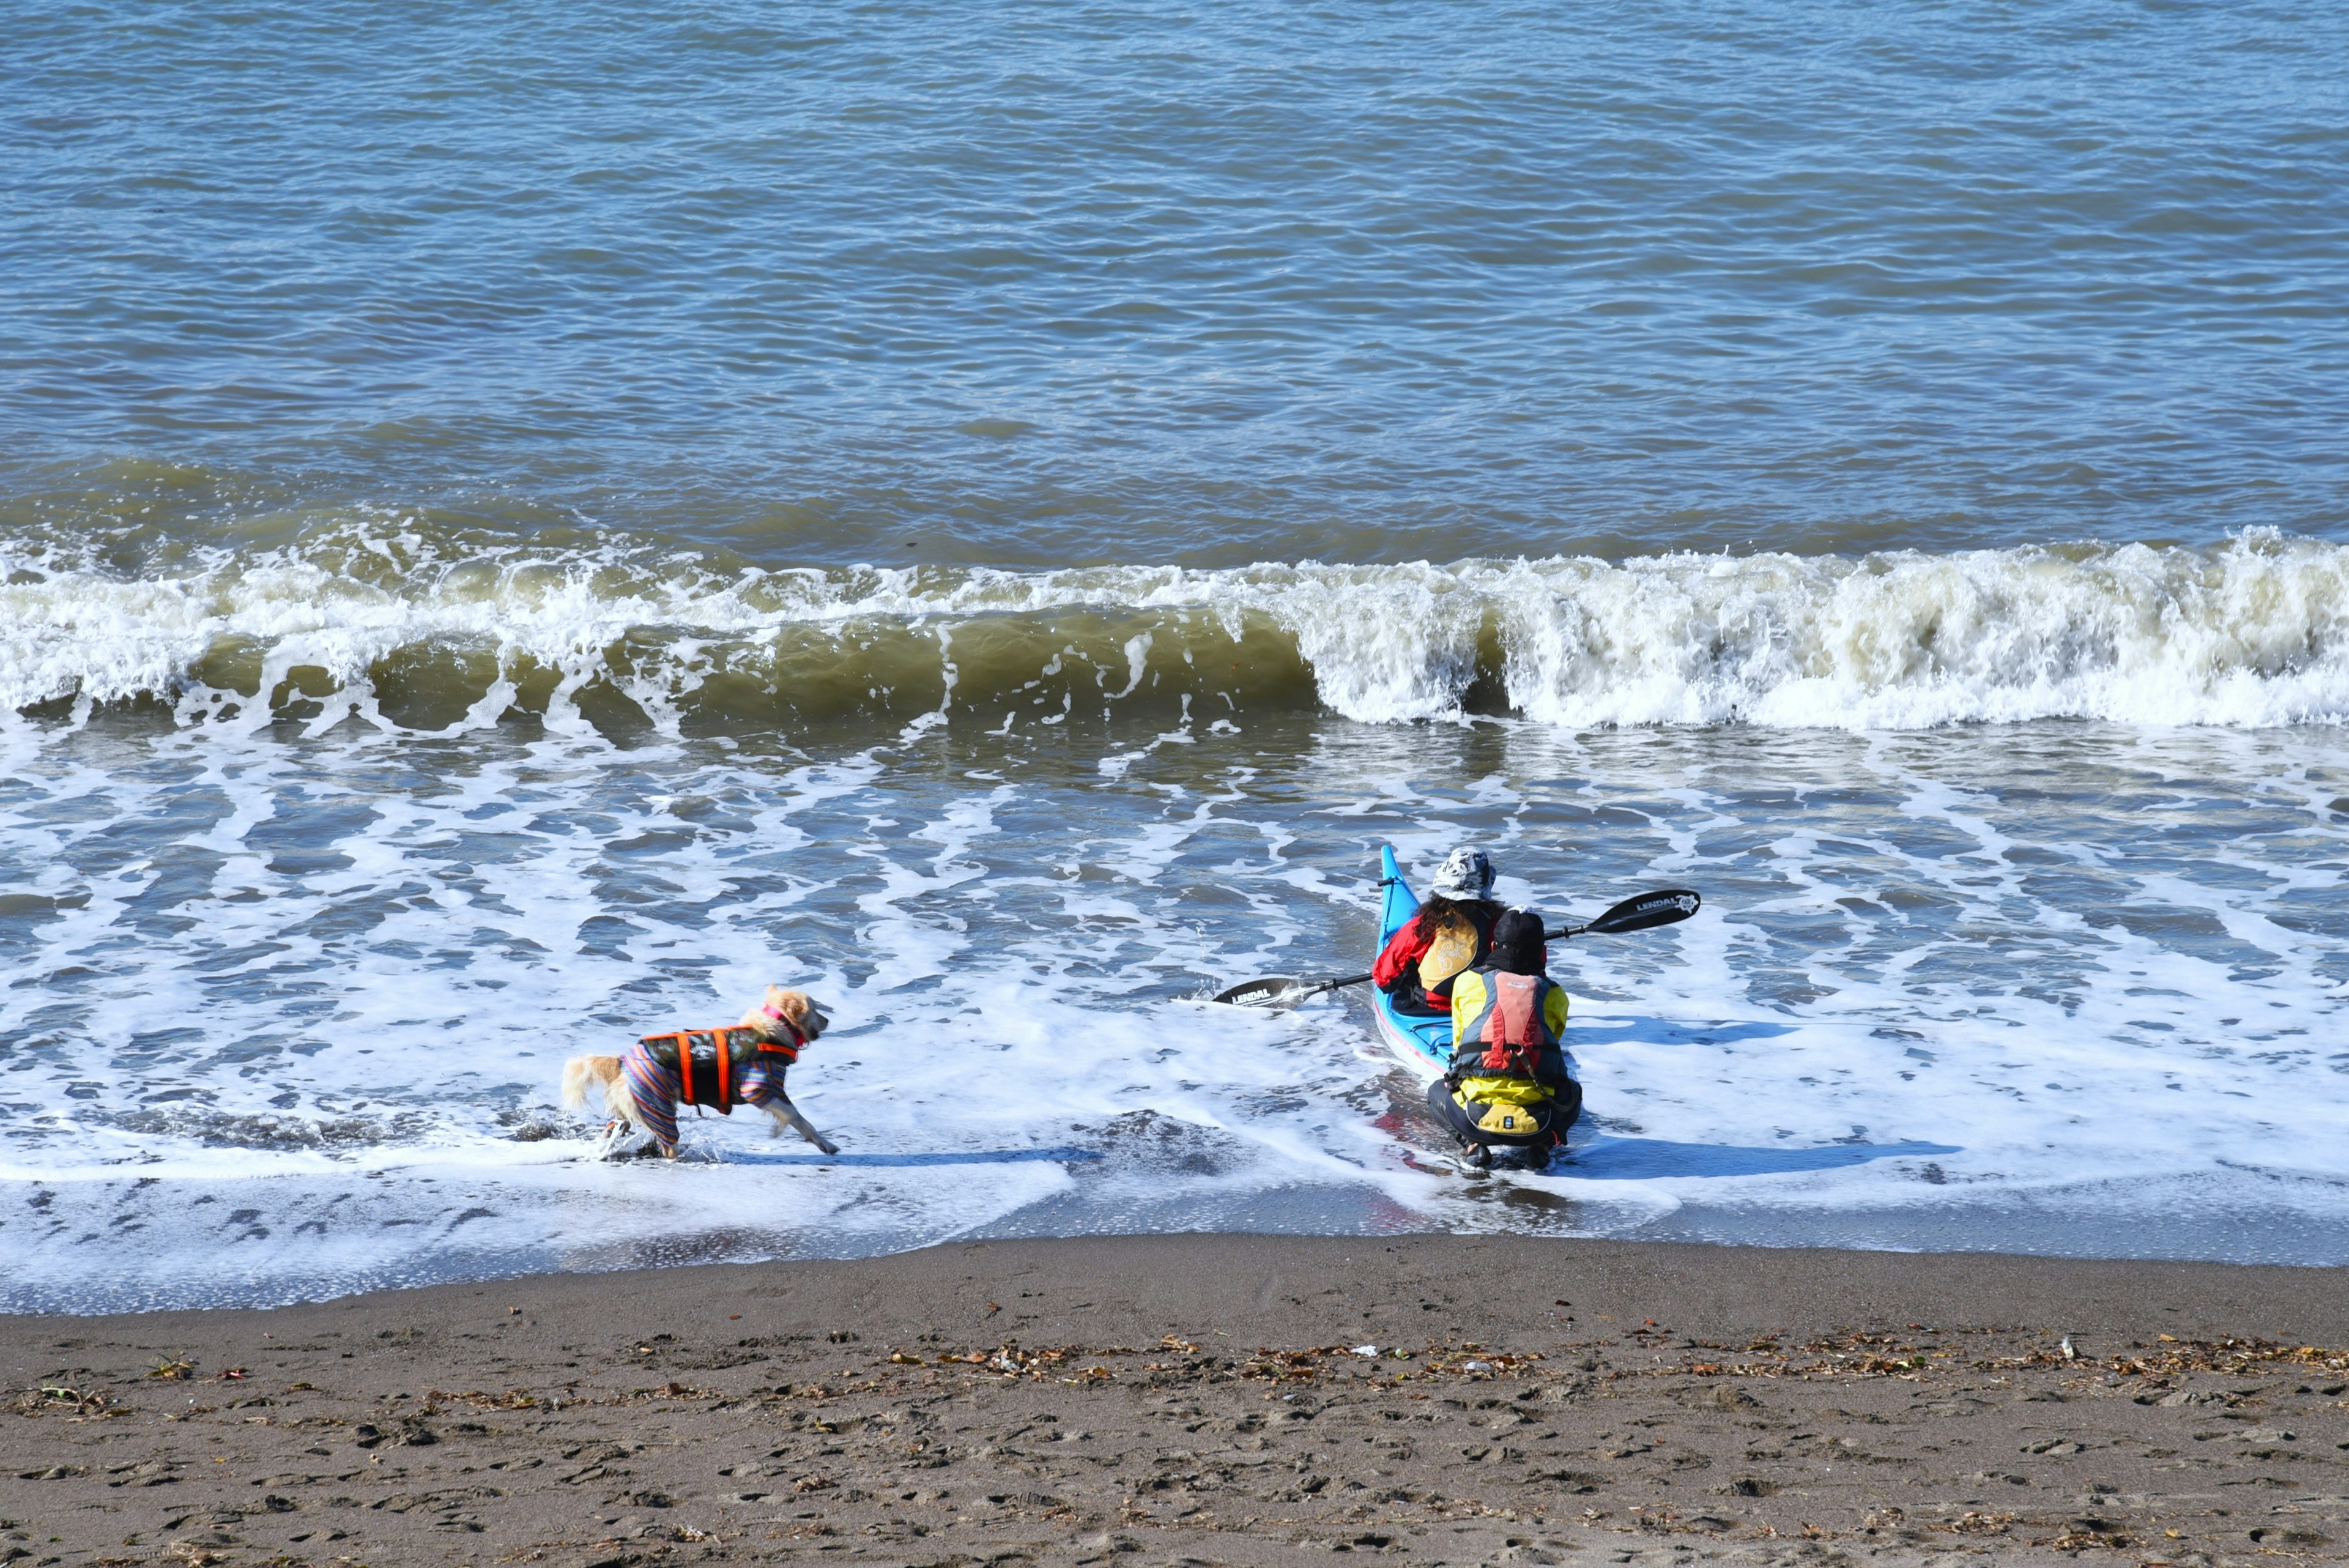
left=1370, top=846, right=1507, bottom=1014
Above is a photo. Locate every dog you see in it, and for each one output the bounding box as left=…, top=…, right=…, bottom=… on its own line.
left=561, top=985, right=838, bottom=1159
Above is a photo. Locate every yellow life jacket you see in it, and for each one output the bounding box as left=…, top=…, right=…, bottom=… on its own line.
left=1449, top=969, right=1570, bottom=1120
left=1417, top=907, right=1483, bottom=989
left=1449, top=970, right=1568, bottom=1061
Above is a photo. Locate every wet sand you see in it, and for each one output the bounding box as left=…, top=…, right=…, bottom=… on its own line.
left=3, top=1235, right=2346, bottom=1567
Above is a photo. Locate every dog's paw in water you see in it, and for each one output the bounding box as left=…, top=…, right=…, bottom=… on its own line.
left=593, top=1121, right=662, bottom=1162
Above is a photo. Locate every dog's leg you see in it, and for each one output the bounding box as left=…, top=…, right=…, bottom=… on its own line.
left=762, top=1096, right=839, bottom=1156
left=607, top=1058, right=685, bottom=1159
left=593, top=1118, right=624, bottom=1159
left=593, top=1067, right=679, bottom=1162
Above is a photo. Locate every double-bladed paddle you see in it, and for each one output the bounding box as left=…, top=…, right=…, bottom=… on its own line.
left=1211, top=888, right=1701, bottom=1009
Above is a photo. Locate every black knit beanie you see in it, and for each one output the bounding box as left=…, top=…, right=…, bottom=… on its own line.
left=1492, top=909, right=1545, bottom=974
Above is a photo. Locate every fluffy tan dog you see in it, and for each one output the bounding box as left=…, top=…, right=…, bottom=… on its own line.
left=561, top=985, right=836, bottom=1158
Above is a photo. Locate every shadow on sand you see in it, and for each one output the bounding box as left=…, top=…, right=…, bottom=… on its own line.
left=1558, top=1134, right=1958, bottom=1180
left=719, top=1146, right=1107, bottom=1169
left=1566, top=1013, right=1804, bottom=1049
left=1540, top=1011, right=1954, bottom=1179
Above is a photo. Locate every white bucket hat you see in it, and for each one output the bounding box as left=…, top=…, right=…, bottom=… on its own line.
left=1430, top=846, right=1494, bottom=900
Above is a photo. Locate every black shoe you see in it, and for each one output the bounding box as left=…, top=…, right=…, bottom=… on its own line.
left=1523, top=1143, right=1551, bottom=1172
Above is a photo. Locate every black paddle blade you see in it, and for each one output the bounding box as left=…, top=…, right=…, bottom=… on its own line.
left=1213, top=973, right=1364, bottom=1008
left=1583, top=888, right=1701, bottom=935
left=1214, top=976, right=1307, bottom=1008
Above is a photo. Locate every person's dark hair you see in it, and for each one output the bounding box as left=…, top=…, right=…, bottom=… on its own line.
left=1412, top=891, right=1497, bottom=942
left=1491, top=909, right=1545, bottom=974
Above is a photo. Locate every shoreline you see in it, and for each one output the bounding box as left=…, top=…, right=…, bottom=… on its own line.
left=5, top=1235, right=2346, bottom=1566
left=10, top=1230, right=2349, bottom=1336
left=13, top=1150, right=2349, bottom=1319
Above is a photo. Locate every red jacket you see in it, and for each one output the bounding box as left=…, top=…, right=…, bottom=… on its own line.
left=1373, top=920, right=1434, bottom=994
left=1374, top=903, right=1526, bottom=1010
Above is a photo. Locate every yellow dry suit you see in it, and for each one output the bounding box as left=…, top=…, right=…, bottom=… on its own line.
left=1444, top=967, right=1574, bottom=1143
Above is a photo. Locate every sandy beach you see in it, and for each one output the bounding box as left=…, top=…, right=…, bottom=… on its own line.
left=3, top=1235, right=2345, bottom=1567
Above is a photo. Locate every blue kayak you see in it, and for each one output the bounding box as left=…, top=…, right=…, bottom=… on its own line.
left=1370, top=844, right=1452, bottom=1082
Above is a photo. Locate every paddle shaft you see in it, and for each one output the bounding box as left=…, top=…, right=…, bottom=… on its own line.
left=1269, top=924, right=1584, bottom=1000
left=1214, top=889, right=1699, bottom=1006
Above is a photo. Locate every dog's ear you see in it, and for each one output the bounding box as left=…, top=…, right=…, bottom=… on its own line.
left=770, top=988, right=828, bottom=1040
left=747, top=983, right=831, bottom=1044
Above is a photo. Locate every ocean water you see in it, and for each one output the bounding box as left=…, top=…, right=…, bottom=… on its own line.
left=4, top=0, right=2348, bottom=1311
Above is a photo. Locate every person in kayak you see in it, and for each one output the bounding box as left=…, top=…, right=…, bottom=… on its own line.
left=1372, top=846, right=1507, bottom=1014
left=1428, top=908, right=1581, bottom=1171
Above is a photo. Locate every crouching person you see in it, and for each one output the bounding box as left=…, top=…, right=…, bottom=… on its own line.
left=1427, top=908, right=1582, bottom=1171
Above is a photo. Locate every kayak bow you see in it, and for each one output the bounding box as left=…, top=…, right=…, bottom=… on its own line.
left=1368, top=845, right=1452, bottom=1082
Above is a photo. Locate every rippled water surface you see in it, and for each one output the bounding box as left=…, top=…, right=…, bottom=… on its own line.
left=4, top=0, right=2348, bottom=1308
left=11, top=0, right=2349, bottom=560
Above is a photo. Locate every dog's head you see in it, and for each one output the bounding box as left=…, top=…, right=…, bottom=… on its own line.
left=745, top=985, right=829, bottom=1045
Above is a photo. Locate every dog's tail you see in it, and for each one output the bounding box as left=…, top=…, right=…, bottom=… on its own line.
left=561, top=1055, right=621, bottom=1112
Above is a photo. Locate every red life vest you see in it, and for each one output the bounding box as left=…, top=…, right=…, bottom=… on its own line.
left=1476, top=972, right=1547, bottom=1077
left=638, top=1023, right=804, bottom=1113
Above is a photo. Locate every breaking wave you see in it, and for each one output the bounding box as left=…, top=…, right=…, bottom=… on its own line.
left=5, top=524, right=2347, bottom=734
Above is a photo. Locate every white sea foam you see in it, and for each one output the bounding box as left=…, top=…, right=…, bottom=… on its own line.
left=0, top=721, right=1420, bottom=1309
left=1395, top=727, right=2349, bottom=1254
left=1483, top=540, right=2349, bottom=728
left=4, top=527, right=2347, bottom=730
left=1, top=705, right=2345, bottom=1309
